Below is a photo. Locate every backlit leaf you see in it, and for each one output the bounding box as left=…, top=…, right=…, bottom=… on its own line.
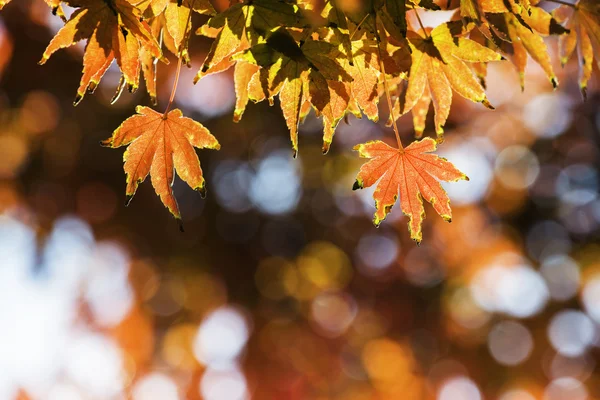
left=101, top=106, right=220, bottom=222
left=40, top=0, right=161, bottom=105
left=353, top=138, right=468, bottom=243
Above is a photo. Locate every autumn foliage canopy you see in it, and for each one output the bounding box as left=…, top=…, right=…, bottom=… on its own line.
left=3, top=0, right=599, bottom=243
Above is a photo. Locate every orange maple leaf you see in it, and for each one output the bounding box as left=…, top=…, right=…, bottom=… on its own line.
left=101, top=106, right=220, bottom=223
left=353, top=138, right=468, bottom=243
left=40, top=0, right=161, bottom=105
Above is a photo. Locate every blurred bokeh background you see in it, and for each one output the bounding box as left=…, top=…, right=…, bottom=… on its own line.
left=1, top=1, right=600, bottom=399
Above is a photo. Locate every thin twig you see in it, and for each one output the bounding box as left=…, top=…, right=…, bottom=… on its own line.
left=374, top=12, right=403, bottom=150
left=413, top=9, right=429, bottom=38
left=349, top=12, right=370, bottom=41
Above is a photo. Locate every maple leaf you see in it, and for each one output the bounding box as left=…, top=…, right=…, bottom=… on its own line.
left=101, top=106, right=220, bottom=222
left=462, top=1, right=568, bottom=88
left=553, top=1, right=600, bottom=99
left=195, top=0, right=306, bottom=80
left=353, top=138, right=468, bottom=243
left=39, top=0, right=161, bottom=105
left=392, top=22, right=501, bottom=140
left=235, top=29, right=351, bottom=155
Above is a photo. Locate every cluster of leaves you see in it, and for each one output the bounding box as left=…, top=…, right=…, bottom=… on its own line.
left=2, top=0, right=599, bottom=242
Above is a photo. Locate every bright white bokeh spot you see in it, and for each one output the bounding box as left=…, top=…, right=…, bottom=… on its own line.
left=46, top=383, right=84, bottom=400
left=495, top=145, right=540, bottom=190
left=249, top=151, right=301, bottom=215
left=471, top=260, right=549, bottom=318
left=133, top=373, right=180, bottom=400
left=544, top=377, right=587, bottom=400
left=178, top=71, right=235, bottom=118
left=496, top=266, right=549, bottom=318
left=438, top=377, right=481, bottom=400
left=64, top=333, right=125, bottom=398
left=193, top=307, right=250, bottom=368
left=84, top=242, right=133, bottom=327
left=524, top=93, right=572, bottom=139
left=200, top=367, right=249, bottom=400
left=548, top=311, right=596, bottom=357
left=540, top=255, right=580, bottom=301
left=0, top=215, right=36, bottom=272
left=356, top=234, right=398, bottom=273
left=488, top=321, right=533, bottom=366
left=43, top=216, right=94, bottom=294
left=439, top=139, right=495, bottom=205
left=499, top=389, right=536, bottom=400
left=582, top=276, right=600, bottom=323
left=470, top=265, right=510, bottom=312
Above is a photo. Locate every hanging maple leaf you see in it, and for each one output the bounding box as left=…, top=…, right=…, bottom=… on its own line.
left=553, top=1, right=600, bottom=99
left=461, top=0, right=568, bottom=88
left=101, top=106, right=220, bottom=223
left=40, top=0, right=161, bottom=105
left=391, top=22, right=501, bottom=140
left=235, top=29, right=351, bottom=155
left=353, top=138, right=468, bottom=243
left=195, top=0, right=307, bottom=80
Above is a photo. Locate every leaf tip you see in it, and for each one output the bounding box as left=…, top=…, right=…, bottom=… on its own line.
left=481, top=98, right=494, bottom=110
left=197, top=183, right=207, bottom=199
left=581, top=86, right=588, bottom=101
left=551, top=77, right=559, bottom=89
left=322, top=141, right=331, bottom=155
left=352, top=179, right=363, bottom=191
left=73, top=94, right=84, bottom=106
left=125, top=194, right=134, bottom=207
left=87, top=82, right=98, bottom=94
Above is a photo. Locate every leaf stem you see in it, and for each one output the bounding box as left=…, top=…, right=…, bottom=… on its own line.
left=163, top=1, right=196, bottom=117
left=413, top=9, right=429, bottom=38
left=374, top=13, right=403, bottom=150
left=349, top=12, right=370, bottom=40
